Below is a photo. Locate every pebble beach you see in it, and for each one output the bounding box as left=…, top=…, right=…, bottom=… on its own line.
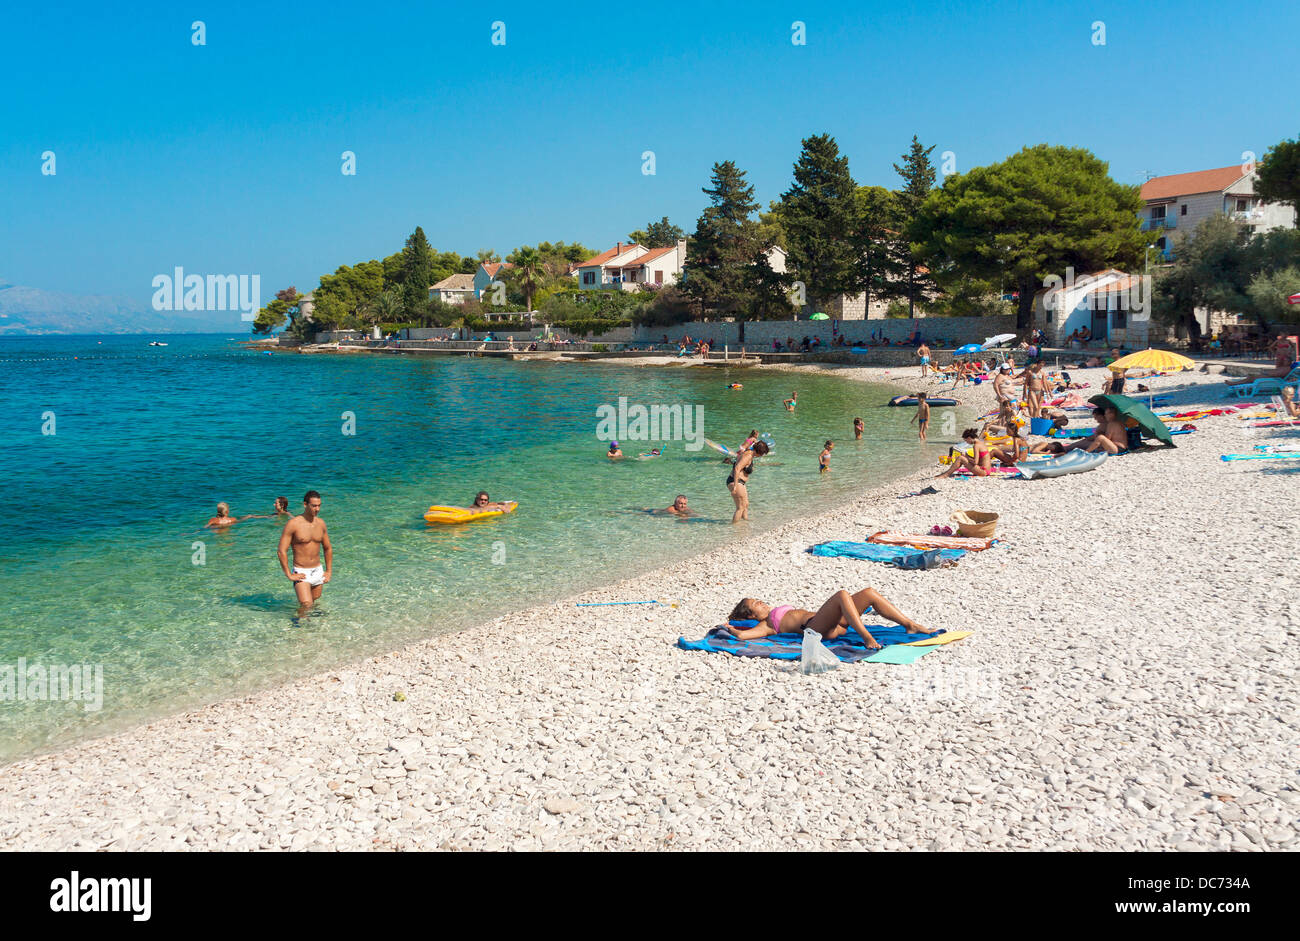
left=1, top=362, right=1296, bottom=852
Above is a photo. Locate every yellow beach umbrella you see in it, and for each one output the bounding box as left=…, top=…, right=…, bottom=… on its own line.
left=1108, top=348, right=1195, bottom=372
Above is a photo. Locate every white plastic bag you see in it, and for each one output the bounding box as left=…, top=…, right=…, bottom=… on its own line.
left=799, top=628, right=841, bottom=675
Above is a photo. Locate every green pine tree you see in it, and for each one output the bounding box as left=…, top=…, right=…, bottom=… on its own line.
left=891, top=135, right=939, bottom=316
left=400, top=226, right=434, bottom=317
left=779, top=134, right=861, bottom=315
left=910, top=144, right=1147, bottom=330
left=681, top=161, right=787, bottom=318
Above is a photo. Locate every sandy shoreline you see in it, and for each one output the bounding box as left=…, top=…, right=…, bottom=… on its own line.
left=2, top=363, right=1297, bottom=851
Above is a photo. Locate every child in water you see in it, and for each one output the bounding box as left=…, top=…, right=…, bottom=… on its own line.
left=819, top=440, right=833, bottom=473
left=911, top=392, right=930, bottom=442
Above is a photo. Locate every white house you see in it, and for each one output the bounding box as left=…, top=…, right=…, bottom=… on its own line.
left=572, top=243, right=651, bottom=290
left=606, top=240, right=690, bottom=288
left=1140, top=165, right=1296, bottom=261
left=474, top=261, right=514, bottom=299
left=429, top=273, right=475, bottom=305
left=1035, top=269, right=1150, bottom=348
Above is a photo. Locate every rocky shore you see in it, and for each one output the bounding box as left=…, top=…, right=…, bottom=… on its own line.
left=1, top=364, right=1296, bottom=851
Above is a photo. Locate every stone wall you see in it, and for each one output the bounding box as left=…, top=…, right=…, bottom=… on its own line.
left=319, top=314, right=1020, bottom=349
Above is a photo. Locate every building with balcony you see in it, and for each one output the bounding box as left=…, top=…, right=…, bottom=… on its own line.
left=1139, top=165, right=1296, bottom=261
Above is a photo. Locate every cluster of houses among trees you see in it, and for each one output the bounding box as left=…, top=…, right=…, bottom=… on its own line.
left=254, top=132, right=1300, bottom=348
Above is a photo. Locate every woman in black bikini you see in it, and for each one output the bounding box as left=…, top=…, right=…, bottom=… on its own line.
left=726, top=440, right=769, bottom=523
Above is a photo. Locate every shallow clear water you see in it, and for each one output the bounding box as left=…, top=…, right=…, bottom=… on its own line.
left=0, top=334, right=948, bottom=759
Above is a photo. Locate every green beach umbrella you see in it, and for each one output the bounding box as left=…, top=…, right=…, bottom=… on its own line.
left=809, top=312, right=830, bottom=320
left=1088, top=393, right=1174, bottom=446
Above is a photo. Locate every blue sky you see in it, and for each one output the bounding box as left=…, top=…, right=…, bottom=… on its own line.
left=2, top=0, right=1297, bottom=308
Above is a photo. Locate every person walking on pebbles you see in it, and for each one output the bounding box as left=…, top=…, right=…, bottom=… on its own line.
left=725, top=588, right=934, bottom=649
left=910, top=392, right=930, bottom=442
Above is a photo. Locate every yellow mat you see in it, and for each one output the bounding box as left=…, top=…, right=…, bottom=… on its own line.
left=904, top=630, right=973, bottom=647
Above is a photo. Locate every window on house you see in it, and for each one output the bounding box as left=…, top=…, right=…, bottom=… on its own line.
left=1236, top=198, right=1249, bottom=212
left=1151, top=205, right=1166, bottom=220
left=582, top=272, right=595, bottom=285
left=1180, top=204, right=1187, bottom=216
left=1112, top=308, right=1127, bottom=328
left=655, top=270, right=664, bottom=284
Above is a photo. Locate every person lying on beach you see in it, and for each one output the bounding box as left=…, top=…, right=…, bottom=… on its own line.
left=1030, top=440, right=1068, bottom=455
left=937, top=429, right=992, bottom=477
left=662, top=495, right=692, bottom=517
left=726, top=587, right=933, bottom=649
left=206, top=502, right=256, bottom=528
left=607, top=441, right=623, bottom=460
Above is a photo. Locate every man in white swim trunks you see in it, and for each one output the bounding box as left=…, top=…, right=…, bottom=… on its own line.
left=278, top=490, right=332, bottom=617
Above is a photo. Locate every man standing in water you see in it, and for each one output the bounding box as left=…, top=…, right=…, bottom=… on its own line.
left=278, top=490, right=332, bottom=616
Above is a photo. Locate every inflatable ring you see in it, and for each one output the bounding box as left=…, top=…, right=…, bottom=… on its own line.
left=424, top=501, right=518, bottom=524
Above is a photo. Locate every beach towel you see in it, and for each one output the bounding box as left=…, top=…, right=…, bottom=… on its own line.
left=864, top=645, right=936, bottom=665
left=807, top=541, right=966, bottom=569
left=868, top=530, right=997, bottom=551
left=904, top=630, right=973, bottom=647
left=676, top=625, right=949, bottom=662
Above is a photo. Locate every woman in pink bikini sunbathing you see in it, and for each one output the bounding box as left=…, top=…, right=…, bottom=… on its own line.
left=725, top=588, right=932, bottom=649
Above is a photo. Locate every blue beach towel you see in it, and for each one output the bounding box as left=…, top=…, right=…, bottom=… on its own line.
left=676, top=625, right=948, bottom=662
left=807, top=541, right=965, bottom=569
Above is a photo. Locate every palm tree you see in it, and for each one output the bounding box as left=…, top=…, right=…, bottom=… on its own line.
left=376, top=289, right=403, bottom=326
left=512, top=246, right=545, bottom=312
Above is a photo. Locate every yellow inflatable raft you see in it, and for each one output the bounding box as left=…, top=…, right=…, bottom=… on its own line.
left=423, top=501, right=518, bottom=524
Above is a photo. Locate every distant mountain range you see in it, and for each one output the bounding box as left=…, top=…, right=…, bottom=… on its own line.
left=0, top=281, right=243, bottom=335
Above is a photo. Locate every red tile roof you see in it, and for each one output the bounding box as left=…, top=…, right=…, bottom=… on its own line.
left=481, top=262, right=514, bottom=278
left=1140, top=166, right=1248, bottom=202
left=575, top=244, right=646, bottom=269
left=614, top=245, right=676, bottom=268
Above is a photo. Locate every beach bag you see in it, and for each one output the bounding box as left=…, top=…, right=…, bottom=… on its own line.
left=799, top=629, right=841, bottom=675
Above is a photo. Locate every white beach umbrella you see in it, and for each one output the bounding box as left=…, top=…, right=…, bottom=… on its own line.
left=981, top=333, right=1017, bottom=349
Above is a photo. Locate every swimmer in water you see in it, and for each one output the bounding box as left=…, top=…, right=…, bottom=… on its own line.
left=784, top=391, right=798, bottom=411
left=819, top=440, right=833, bottom=473
left=608, top=441, right=623, bottom=460
left=206, top=502, right=255, bottom=528
left=663, top=494, right=692, bottom=517
left=466, top=491, right=511, bottom=513
left=853, top=417, right=864, bottom=440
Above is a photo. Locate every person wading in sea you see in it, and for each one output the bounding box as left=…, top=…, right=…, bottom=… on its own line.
left=278, top=490, right=332, bottom=618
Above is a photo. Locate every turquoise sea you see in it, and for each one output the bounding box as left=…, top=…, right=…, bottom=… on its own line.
left=0, top=334, right=951, bottom=760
